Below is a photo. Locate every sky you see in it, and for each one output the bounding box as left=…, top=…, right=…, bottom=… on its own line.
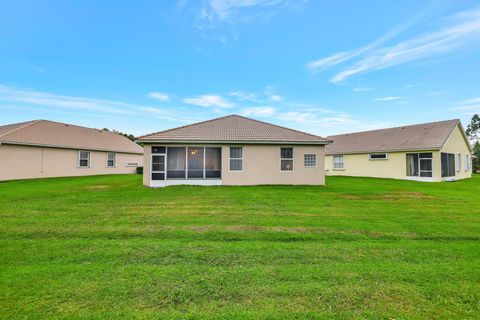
left=1, top=0, right=480, bottom=137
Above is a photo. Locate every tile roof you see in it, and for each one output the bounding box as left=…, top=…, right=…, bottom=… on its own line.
left=137, top=115, right=330, bottom=144
left=0, top=120, right=143, bottom=154
left=326, top=119, right=461, bottom=155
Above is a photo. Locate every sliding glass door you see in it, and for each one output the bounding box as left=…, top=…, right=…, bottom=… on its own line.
left=188, top=147, right=204, bottom=179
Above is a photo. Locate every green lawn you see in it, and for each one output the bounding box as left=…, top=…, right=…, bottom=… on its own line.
left=1, top=175, right=479, bottom=319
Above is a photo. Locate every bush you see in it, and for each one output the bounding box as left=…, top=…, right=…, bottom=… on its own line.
left=136, top=167, right=143, bottom=174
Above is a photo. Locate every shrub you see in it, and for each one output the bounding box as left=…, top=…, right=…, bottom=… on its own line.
left=136, top=167, right=143, bottom=174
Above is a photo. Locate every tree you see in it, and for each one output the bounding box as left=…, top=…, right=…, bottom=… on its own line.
left=102, top=128, right=136, bottom=141
left=466, top=114, right=480, bottom=140
left=466, top=114, right=480, bottom=173
left=473, top=141, right=480, bottom=174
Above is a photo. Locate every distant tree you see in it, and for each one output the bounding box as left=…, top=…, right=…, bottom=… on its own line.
left=465, top=114, right=480, bottom=173
left=466, top=114, right=480, bottom=140
left=473, top=141, right=480, bottom=174
left=103, top=128, right=136, bottom=141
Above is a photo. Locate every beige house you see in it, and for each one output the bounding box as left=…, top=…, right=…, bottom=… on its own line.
left=136, top=115, right=329, bottom=187
left=325, top=119, right=473, bottom=182
left=0, top=120, right=143, bottom=181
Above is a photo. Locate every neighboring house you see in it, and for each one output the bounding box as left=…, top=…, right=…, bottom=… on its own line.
left=136, top=115, right=330, bottom=187
left=325, top=119, right=473, bottom=182
left=0, top=120, right=143, bottom=181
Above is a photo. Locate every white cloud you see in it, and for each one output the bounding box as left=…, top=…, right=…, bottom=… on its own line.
left=459, top=97, right=480, bottom=105
left=148, top=92, right=170, bottom=102
left=0, top=85, right=132, bottom=115
left=353, top=87, right=371, bottom=92
left=306, top=9, right=426, bottom=72
left=375, top=96, right=402, bottom=101
left=0, top=84, right=194, bottom=124
left=241, top=106, right=276, bottom=117
left=329, top=8, right=480, bottom=83
left=183, top=94, right=233, bottom=108
left=306, top=7, right=480, bottom=83
left=229, top=90, right=258, bottom=102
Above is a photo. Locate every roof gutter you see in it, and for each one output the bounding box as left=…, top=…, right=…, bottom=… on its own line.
left=0, top=140, right=144, bottom=155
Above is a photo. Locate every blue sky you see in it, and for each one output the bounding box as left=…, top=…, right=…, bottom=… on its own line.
left=1, top=0, right=480, bottom=137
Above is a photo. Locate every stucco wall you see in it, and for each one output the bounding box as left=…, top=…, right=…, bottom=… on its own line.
left=441, top=124, right=472, bottom=180
left=325, top=125, right=473, bottom=182
left=142, top=144, right=325, bottom=186
left=0, top=144, right=143, bottom=181
left=325, top=151, right=437, bottom=180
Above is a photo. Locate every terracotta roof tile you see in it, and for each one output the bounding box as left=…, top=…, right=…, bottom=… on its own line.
left=136, top=115, right=330, bottom=144
left=0, top=120, right=143, bottom=154
left=326, top=119, right=460, bottom=155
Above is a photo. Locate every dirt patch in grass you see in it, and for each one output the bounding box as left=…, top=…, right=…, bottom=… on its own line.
left=340, top=191, right=435, bottom=201
left=82, top=185, right=110, bottom=190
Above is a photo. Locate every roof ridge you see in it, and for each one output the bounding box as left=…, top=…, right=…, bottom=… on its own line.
left=0, top=119, right=42, bottom=139
left=327, top=119, right=460, bottom=138
left=137, top=114, right=329, bottom=141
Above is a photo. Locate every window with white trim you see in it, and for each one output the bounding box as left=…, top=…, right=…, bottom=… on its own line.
left=333, top=155, right=344, bottom=169
left=78, top=151, right=90, bottom=168
left=106, top=152, right=116, bottom=168
left=304, top=154, right=316, bottom=167
left=465, top=154, right=470, bottom=171
left=229, top=147, right=243, bottom=171
left=456, top=153, right=461, bottom=172
left=126, top=162, right=139, bottom=167
left=369, top=153, right=388, bottom=160
left=280, top=147, right=293, bottom=171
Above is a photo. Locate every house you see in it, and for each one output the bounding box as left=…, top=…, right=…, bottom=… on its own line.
left=0, top=120, right=143, bottom=181
left=325, top=119, right=473, bottom=182
left=136, top=115, right=330, bottom=187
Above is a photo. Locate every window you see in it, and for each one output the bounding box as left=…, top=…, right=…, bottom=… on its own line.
left=369, top=153, right=388, bottom=160
left=280, top=147, right=293, bottom=171
left=78, top=151, right=90, bottom=168
left=167, top=147, right=186, bottom=179
left=456, top=153, right=461, bottom=172
left=333, top=155, right=344, bottom=169
left=106, top=152, right=116, bottom=168
left=406, top=153, right=432, bottom=177
left=125, top=162, right=139, bottom=167
left=229, top=147, right=243, bottom=171
left=465, top=154, right=470, bottom=171
left=304, top=154, right=316, bottom=167
left=441, top=153, right=455, bottom=177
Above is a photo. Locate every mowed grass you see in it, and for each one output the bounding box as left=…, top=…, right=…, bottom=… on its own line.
left=1, top=175, right=479, bottom=319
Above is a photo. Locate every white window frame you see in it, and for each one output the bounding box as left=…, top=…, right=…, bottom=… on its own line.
left=456, top=153, right=461, bottom=172
left=229, top=147, right=243, bottom=172
left=106, top=152, right=116, bottom=168
left=125, top=162, right=139, bottom=167
left=78, top=150, right=91, bottom=168
left=369, top=153, right=388, bottom=160
left=333, top=155, right=345, bottom=170
left=465, top=154, right=470, bottom=171
left=304, top=154, right=317, bottom=167
left=280, top=147, right=294, bottom=172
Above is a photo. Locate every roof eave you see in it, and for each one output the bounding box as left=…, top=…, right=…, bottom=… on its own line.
left=0, top=140, right=144, bottom=155
left=325, top=147, right=443, bottom=155
left=136, top=139, right=330, bottom=145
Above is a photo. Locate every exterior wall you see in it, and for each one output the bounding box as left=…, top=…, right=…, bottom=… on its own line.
left=221, top=145, right=325, bottom=185
left=440, top=124, right=472, bottom=180
left=142, top=144, right=325, bottom=187
left=0, top=144, right=143, bottom=181
left=325, top=150, right=442, bottom=182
